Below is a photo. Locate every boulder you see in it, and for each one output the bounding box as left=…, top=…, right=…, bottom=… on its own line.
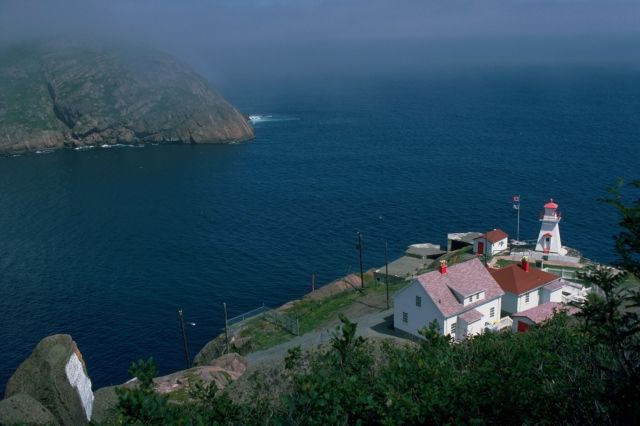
left=91, top=386, right=120, bottom=425
left=0, top=393, right=58, bottom=425
left=208, top=352, right=248, bottom=377
left=4, top=334, right=93, bottom=425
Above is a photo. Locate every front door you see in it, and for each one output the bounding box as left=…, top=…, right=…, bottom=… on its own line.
left=477, top=241, right=484, bottom=256
left=517, top=321, right=530, bottom=333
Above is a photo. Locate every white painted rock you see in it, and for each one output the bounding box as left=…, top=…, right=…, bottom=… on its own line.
left=4, top=334, right=94, bottom=425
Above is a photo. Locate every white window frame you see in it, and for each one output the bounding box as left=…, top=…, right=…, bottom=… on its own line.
left=451, top=322, right=456, bottom=334
left=490, top=307, right=495, bottom=318
left=525, top=293, right=530, bottom=303
left=416, top=295, right=422, bottom=307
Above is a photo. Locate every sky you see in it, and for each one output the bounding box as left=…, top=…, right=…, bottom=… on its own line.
left=1, top=0, right=639, bottom=85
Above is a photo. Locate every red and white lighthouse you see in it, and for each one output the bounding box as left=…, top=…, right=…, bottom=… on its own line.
left=535, top=199, right=565, bottom=255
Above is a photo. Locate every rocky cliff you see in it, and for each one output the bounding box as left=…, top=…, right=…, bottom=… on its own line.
left=0, top=334, right=248, bottom=425
left=0, top=41, right=254, bottom=154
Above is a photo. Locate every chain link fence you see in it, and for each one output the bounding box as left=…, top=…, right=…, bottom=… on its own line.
left=226, top=303, right=300, bottom=336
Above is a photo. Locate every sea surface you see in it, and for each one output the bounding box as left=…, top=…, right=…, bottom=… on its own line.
left=1, top=65, right=639, bottom=393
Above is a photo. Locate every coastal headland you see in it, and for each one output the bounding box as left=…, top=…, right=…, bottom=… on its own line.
left=0, top=41, right=254, bottom=155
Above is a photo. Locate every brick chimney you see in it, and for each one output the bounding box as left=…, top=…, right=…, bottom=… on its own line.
left=521, top=256, right=530, bottom=272
left=439, top=260, right=448, bottom=274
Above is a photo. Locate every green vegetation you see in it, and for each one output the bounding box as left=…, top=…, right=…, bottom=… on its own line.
left=110, top=181, right=640, bottom=424
left=496, top=258, right=518, bottom=268
left=235, top=275, right=407, bottom=353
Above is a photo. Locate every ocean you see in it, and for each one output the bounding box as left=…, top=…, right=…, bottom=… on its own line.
left=1, top=64, right=639, bottom=393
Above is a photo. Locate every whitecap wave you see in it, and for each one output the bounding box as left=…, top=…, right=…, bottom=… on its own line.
left=249, top=114, right=299, bottom=124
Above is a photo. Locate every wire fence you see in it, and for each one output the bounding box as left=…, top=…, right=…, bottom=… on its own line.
left=226, top=303, right=300, bottom=336
left=264, top=310, right=300, bottom=336
left=227, top=303, right=270, bottom=328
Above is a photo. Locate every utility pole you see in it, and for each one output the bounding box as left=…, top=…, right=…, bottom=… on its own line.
left=311, top=273, right=316, bottom=292
left=178, top=309, right=190, bottom=369
left=357, top=231, right=364, bottom=289
left=223, top=302, right=230, bottom=354
left=385, top=240, right=389, bottom=310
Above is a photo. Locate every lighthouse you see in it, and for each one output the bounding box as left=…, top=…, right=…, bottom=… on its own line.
left=535, top=199, right=565, bottom=255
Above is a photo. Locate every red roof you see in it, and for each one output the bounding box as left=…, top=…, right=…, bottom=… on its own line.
left=512, top=302, right=578, bottom=324
left=488, top=264, right=560, bottom=295
left=417, top=258, right=504, bottom=318
left=544, top=198, right=558, bottom=209
left=474, top=229, right=508, bottom=244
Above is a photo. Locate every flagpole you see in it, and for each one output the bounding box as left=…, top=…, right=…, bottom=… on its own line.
left=513, top=195, right=521, bottom=243
left=517, top=199, right=520, bottom=242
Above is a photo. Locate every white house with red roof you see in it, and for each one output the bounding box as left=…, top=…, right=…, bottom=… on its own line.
left=488, top=257, right=564, bottom=314
left=473, top=229, right=508, bottom=257
left=511, top=302, right=578, bottom=333
left=535, top=198, right=566, bottom=255
left=393, top=258, right=504, bottom=340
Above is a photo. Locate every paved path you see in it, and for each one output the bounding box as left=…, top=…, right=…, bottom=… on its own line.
left=246, top=308, right=414, bottom=367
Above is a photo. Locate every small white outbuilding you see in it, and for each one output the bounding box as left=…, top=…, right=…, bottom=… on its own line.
left=473, top=229, right=508, bottom=257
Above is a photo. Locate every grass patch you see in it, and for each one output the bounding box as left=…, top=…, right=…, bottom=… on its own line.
left=496, top=259, right=518, bottom=268
left=237, top=317, right=292, bottom=353
left=235, top=275, right=409, bottom=354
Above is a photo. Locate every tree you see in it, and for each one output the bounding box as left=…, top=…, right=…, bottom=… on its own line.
left=574, top=179, right=640, bottom=423
left=115, top=358, right=174, bottom=425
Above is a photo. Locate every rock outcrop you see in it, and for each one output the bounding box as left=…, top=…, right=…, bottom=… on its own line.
left=0, top=41, right=254, bottom=154
left=0, top=393, right=57, bottom=425
left=91, top=353, right=247, bottom=424
left=3, top=334, right=93, bottom=425
left=153, top=353, right=248, bottom=395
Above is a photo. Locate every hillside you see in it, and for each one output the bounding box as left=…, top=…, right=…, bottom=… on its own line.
left=0, top=41, right=254, bottom=154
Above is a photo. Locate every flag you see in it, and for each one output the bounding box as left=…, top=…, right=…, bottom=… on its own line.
left=512, top=195, right=520, bottom=210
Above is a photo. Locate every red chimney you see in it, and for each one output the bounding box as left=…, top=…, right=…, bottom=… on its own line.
left=521, top=257, right=530, bottom=272
left=439, top=260, right=447, bottom=274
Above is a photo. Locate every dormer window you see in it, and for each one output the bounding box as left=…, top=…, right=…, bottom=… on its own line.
left=463, top=291, right=486, bottom=305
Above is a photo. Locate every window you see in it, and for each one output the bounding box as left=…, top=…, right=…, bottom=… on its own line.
left=476, top=293, right=480, bottom=300
left=468, top=297, right=473, bottom=303
left=490, top=307, right=495, bottom=318
left=415, top=296, right=422, bottom=307
left=402, top=312, right=408, bottom=323
left=451, top=322, right=456, bottom=334
left=525, top=293, right=530, bottom=303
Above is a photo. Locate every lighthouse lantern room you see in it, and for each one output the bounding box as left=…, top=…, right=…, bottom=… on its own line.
left=535, top=198, right=566, bottom=255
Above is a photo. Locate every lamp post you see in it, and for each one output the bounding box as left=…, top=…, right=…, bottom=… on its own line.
left=178, top=309, right=195, bottom=369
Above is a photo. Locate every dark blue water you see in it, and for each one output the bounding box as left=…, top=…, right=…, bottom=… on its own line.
left=1, top=65, right=639, bottom=393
